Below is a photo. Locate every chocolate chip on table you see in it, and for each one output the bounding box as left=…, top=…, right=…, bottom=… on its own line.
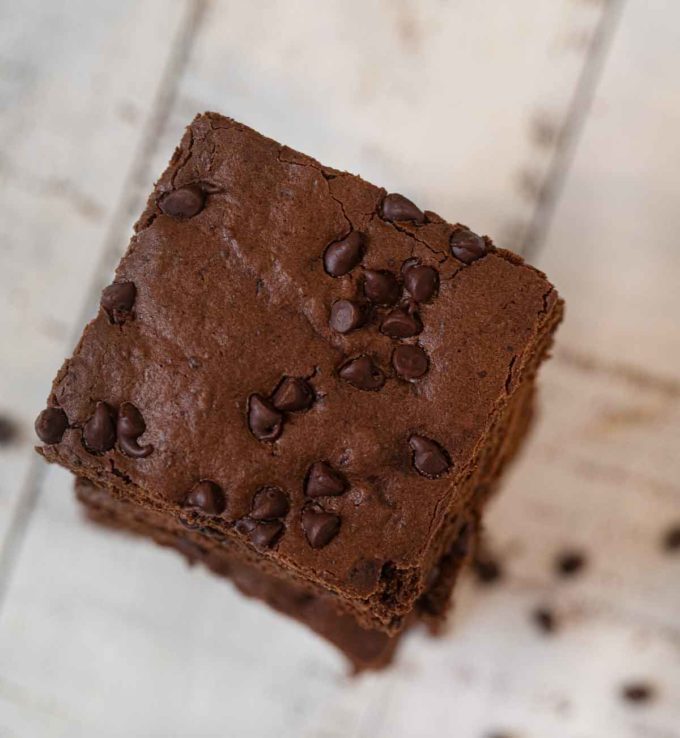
left=251, top=486, right=290, bottom=520
left=100, top=281, right=136, bottom=324
left=305, top=461, right=348, bottom=498
left=532, top=606, right=557, bottom=634
left=323, top=231, right=365, bottom=277
left=0, top=414, right=18, bottom=446
left=409, top=435, right=450, bottom=478
left=83, top=402, right=116, bottom=453
left=403, top=263, right=439, bottom=303
left=247, top=394, right=283, bottom=442
left=381, top=193, right=425, bottom=224
left=184, top=480, right=226, bottom=515
left=392, top=344, right=429, bottom=380
left=662, top=524, right=680, bottom=552
left=621, top=682, right=656, bottom=705
left=271, top=376, right=314, bottom=412
left=381, top=306, right=422, bottom=339
left=363, top=270, right=401, bottom=305
left=472, top=554, right=503, bottom=585
left=117, top=402, right=153, bottom=458
left=237, top=517, right=284, bottom=549
left=555, top=549, right=587, bottom=578
left=302, top=507, right=341, bottom=548
left=159, top=184, right=205, bottom=218
left=329, top=299, right=364, bottom=334
left=339, top=355, right=385, bottom=391
left=34, top=407, right=68, bottom=445
left=450, top=226, right=487, bottom=264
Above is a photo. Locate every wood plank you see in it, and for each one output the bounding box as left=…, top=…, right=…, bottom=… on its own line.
left=0, top=0, right=188, bottom=554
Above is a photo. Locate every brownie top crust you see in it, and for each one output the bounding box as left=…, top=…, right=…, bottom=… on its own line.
left=38, top=112, right=561, bottom=606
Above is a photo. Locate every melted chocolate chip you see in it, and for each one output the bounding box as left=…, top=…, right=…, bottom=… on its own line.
left=409, top=435, right=450, bottom=478
left=403, top=263, right=439, bottom=302
left=83, top=402, right=116, bottom=453
left=305, top=461, right=348, bottom=498
left=302, top=507, right=341, bottom=548
left=450, top=226, right=487, bottom=264
left=329, top=299, right=364, bottom=334
left=159, top=184, right=205, bottom=218
left=101, top=281, right=136, bottom=324
left=555, top=550, right=587, bottom=578
left=381, top=306, right=422, bottom=338
left=117, top=402, right=153, bottom=458
left=392, top=344, right=429, bottom=380
left=271, top=377, right=314, bottom=412
left=251, top=520, right=284, bottom=549
left=339, top=355, right=385, bottom=391
left=323, top=231, right=365, bottom=277
left=34, top=407, right=68, bottom=445
left=248, top=394, right=283, bottom=442
left=363, top=270, right=400, bottom=305
left=184, top=480, right=226, bottom=515
left=381, top=193, right=425, bottom=224
left=251, top=486, right=290, bottom=520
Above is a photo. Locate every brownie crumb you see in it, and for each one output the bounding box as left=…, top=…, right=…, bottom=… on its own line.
left=472, top=554, right=503, bottom=585
left=555, top=549, right=587, bottom=578
left=532, top=606, right=557, bottom=634
left=621, top=681, right=655, bottom=705
left=0, top=414, right=19, bottom=446
left=662, top=525, right=680, bottom=553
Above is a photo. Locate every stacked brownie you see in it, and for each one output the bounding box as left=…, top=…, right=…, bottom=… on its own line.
left=35, top=113, right=562, bottom=669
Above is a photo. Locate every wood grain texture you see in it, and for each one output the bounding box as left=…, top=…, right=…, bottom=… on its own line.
left=2, top=1, right=680, bottom=737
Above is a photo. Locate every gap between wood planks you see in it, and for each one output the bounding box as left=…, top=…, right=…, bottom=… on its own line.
left=0, top=0, right=208, bottom=614
left=521, top=0, right=628, bottom=262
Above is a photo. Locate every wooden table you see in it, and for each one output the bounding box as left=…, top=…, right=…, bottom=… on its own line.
left=1, top=1, right=678, bottom=736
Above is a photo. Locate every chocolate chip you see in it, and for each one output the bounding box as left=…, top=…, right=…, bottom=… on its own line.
left=338, top=355, right=385, bottom=391
left=117, top=402, right=153, bottom=458
left=34, top=407, right=68, bottom=445
left=0, top=415, right=18, bottom=446
left=271, top=377, right=314, bottom=412
left=472, top=555, right=503, bottom=585
left=251, top=486, right=289, bottom=520
left=329, top=299, right=364, bottom=334
left=159, top=184, right=205, bottom=218
left=403, top=263, right=439, bottom=302
left=555, top=550, right=587, bottom=578
left=662, top=524, right=680, bottom=552
left=302, top=507, right=340, bottom=548
left=450, top=226, right=487, bottom=264
left=184, top=480, right=226, bottom=515
left=409, top=435, right=450, bottom=478
left=392, top=344, right=429, bottom=380
left=236, top=517, right=283, bottom=549
left=381, top=193, right=425, bottom=224
left=323, top=231, right=365, bottom=277
left=83, top=402, right=116, bottom=453
left=100, top=281, right=136, bottom=324
left=305, top=461, right=348, bottom=498
left=363, top=270, right=400, bottom=305
left=621, top=682, right=655, bottom=704
left=250, top=520, right=284, bottom=549
left=247, top=394, right=283, bottom=442
left=381, top=306, right=422, bottom=339
left=532, top=606, right=557, bottom=634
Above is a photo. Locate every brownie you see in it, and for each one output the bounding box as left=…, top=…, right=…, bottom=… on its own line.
left=36, top=112, right=562, bottom=634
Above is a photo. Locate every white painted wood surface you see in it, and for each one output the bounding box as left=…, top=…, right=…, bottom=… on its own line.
left=1, top=1, right=679, bottom=736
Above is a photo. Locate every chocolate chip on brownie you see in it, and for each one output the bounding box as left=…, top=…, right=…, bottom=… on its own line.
left=329, top=299, right=365, bottom=334
left=248, top=394, right=283, bottom=442
left=35, top=407, right=68, bottom=445
left=251, top=486, right=290, bottom=520
left=339, top=355, right=385, bottom=391
left=363, top=269, right=401, bottom=305
left=392, top=344, right=429, bottom=380
left=323, top=231, right=365, bottom=277
left=403, top=262, right=439, bottom=303
left=83, top=402, right=116, bottom=453
left=381, top=193, right=425, bottom=224
left=100, top=281, right=136, bottom=324
left=271, top=376, right=314, bottom=412
left=117, top=402, right=153, bottom=458
left=159, top=184, right=205, bottom=218
left=305, top=461, right=348, bottom=498
left=381, top=306, right=422, bottom=339
left=409, top=435, right=450, bottom=478
left=450, top=226, right=487, bottom=264
left=184, top=480, right=226, bottom=515
left=302, top=506, right=341, bottom=548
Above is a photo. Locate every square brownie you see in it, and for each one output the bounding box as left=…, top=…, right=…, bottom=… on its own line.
left=36, top=112, right=562, bottom=634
